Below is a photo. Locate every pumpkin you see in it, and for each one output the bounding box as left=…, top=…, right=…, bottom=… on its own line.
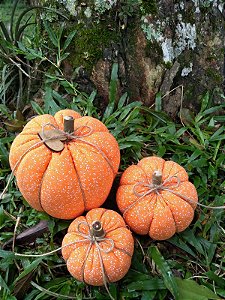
left=9, top=109, right=120, bottom=219
left=61, top=208, right=134, bottom=286
left=116, top=156, right=198, bottom=240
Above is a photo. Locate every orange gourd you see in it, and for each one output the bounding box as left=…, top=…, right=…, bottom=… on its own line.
left=9, top=109, right=120, bottom=219
left=116, top=156, right=198, bottom=240
left=61, top=208, right=134, bottom=286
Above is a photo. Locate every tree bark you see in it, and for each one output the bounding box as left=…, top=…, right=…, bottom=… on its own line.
left=38, top=0, right=225, bottom=117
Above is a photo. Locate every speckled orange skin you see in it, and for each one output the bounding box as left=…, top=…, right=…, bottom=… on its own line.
left=9, top=110, right=120, bottom=219
left=116, top=156, right=198, bottom=240
left=62, top=208, right=134, bottom=286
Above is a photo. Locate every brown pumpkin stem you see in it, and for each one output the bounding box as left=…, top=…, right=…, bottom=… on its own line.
left=64, top=116, right=74, bottom=134
left=152, top=170, right=162, bottom=185
left=91, top=221, right=106, bottom=238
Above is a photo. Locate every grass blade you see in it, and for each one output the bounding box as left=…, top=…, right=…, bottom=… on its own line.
left=103, top=63, right=118, bottom=121
left=168, top=235, right=197, bottom=258
left=0, top=274, right=10, bottom=292
left=31, top=281, right=75, bottom=299
left=0, top=142, right=9, bottom=168
left=10, top=0, right=20, bottom=40
left=43, top=20, right=58, bottom=48
left=175, top=278, right=219, bottom=300
left=149, top=246, right=179, bottom=299
left=155, top=92, right=162, bottom=111
left=31, top=101, right=45, bottom=115
left=127, top=278, right=165, bottom=291
left=14, top=258, right=42, bottom=283
left=0, top=21, right=11, bottom=42
left=62, top=30, right=76, bottom=51
left=118, top=92, right=128, bottom=109
left=209, top=126, right=225, bottom=142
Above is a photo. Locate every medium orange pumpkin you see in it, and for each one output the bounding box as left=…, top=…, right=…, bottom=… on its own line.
left=61, top=208, right=134, bottom=286
left=9, top=109, right=120, bottom=219
left=116, top=156, right=198, bottom=240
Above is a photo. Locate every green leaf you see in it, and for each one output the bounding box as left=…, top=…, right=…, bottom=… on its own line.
left=0, top=142, right=9, bottom=168
left=0, top=104, right=12, bottom=119
left=25, top=48, right=43, bottom=60
left=191, top=158, right=208, bottom=168
left=118, top=92, right=128, bottom=109
left=217, top=289, right=225, bottom=298
left=155, top=92, right=162, bottom=112
left=30, top=281, right=75, bottom=299
left=209, top=126, right=225, bottom=142
left=0, top=274, right=10, bottom=292
left=24, top=290, right=39, bottom=300
left=187, top=149, right=202, bottom=163
left=13, top=270, right=36, bottom=299
left=14, top=258, right=42, bottom=283
left=0, top=205, right=7, bottom=228
left=44, top=86, right=61, bottom=114
left=205, top=271, right=225, bottom=288
left=62, top=31, right=76, bottom=51
left=175, top=127, right=187, bottom=138
left=118, top=102, right=142, bottom=123
left=0, top=21, right=11, bottom=42
left=14, top=5, right=37, bottom=41
left=201, top=104, right=225, bottom=117
left=86, top=90, right=97, bottom=116
left=208, top=117, right=215, bottom=127
left=59, top=52, right=70, bottom=62
left=175, top=278, right=219, bottom=300
left=103, top=63, right=118, bottom=121
left=43, top=21, right=58, bottom=48
left=109, top=283, right=117, bottom=300
left=149, top=246, right=179, bottom=299
left=109, top=62, right=118, bottom=105
left=194, top=125, right=206, bottom=146
left=43, top=277, right=68, bottom=289
left=110, top=62, right=118, bottom=81
left=200, top=92, right=209, bottom=112
left=141, top=106, right=169, bottom=124
left=127, top=278, right=165, bottom=291
left=182, top=229, right=205, bottom=255
left=31, top=101, right=45, bottom=115
left=52, top=90, right=70, bottom=107
left=141, top=290, right=157, bottom=300
left=0, top=250, right=15, bottom=259
left=168, top=235, right=197, bottom=258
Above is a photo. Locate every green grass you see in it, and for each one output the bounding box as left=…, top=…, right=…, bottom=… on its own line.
left=0, top=1, right=28, bottom=23
left=0, top=70, right=225, bottom=299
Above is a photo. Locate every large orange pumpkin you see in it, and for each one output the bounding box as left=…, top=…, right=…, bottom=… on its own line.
left=116, top=156, right=198, bottom=240
left=61, top=208, right=134, bottom=286
left=9, top=109, right=120, bottom=219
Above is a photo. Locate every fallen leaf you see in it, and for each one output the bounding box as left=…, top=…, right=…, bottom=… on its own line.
left=3, top=220, right=49, bottom=248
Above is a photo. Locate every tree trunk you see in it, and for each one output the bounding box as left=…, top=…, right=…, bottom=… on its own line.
left=39, top=0, right=225, bottom=117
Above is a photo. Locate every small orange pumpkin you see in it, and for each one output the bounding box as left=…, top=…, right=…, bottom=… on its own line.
left=61, top=208, right=134, bottom=286
left=116, top=156, right=198, bottom=240
left=9, top=109, right=120, bottom=219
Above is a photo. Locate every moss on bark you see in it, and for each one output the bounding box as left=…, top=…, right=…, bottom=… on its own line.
left=69, top=21, right=119, bottom=72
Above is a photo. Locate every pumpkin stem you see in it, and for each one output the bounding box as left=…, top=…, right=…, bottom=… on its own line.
left=64, top=116, right=74, bottom=134
left=152, top=170, right=162, bottom=185
left=91, top=221, right=106, bottom=238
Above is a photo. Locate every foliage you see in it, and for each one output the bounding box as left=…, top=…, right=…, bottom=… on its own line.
left=1, top=62, right=225, bottom=298
left=0, top=0, right=39, bottom=111
left=0, top=0, right=68, bottom=114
